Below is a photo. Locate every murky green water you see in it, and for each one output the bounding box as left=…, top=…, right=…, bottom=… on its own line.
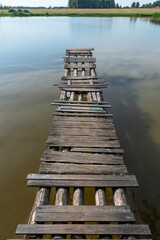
left=0, top=17, right=160, bottom=239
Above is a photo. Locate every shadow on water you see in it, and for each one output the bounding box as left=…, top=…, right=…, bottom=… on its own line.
left=137, top=195, right=160, bottom=239
left=102, top=75, right=160, bottom=239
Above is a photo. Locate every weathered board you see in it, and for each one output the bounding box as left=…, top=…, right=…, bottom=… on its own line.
left=41, top=150, right=124, bottom=164
left=52, top=103, right=111, bottom=108
left=46, top=136, right=120, bottom=148
left=64, top=57, right=96, bottom=63
left=53, top=113, right=113, bottom=117
left=16, top=224, right=151, bottom=235
left=35, top=207, right=135, bottom=222
left=39, top=162, right=127, bottom=174
left=71, top=148, right=124, bottom=154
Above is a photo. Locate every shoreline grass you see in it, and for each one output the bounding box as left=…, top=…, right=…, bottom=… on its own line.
left=0, top=8, right=160, bottom=19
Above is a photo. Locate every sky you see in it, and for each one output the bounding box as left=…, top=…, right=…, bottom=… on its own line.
left=0, top=0, right=155, bottom=7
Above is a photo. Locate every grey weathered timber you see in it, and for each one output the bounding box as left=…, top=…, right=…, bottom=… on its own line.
left=72, top=148, right=124, bottom=154
left=55, top=109, right=106, bottom=113
left=64, top=57, right=96, bottom=63
left=16, top=224, right=151, bottom=235
left=52, top=103, right=111, bottom=108
left=58, top=84, right=107, bottom=88
left=65, top=64, right=96, bottom=69
left=59, top=87, right=102, bottom=92
left=52, top=121, right=114, bottom=128
left=41, top=150, right=124, bottom=164
left=60, top=80, right=105, bottom=84
left=36, top=205, right=131, bottom=212
left=53, top=115, right=112, bottom=121
left=53, top=113, right=113, bottom=117
left=34, top=208, right=135, bottom=222
left=66, top=48, right=94, bottom=51
left=39, top=163, right=127, bottom=175
left=27, top=180, right=138, bottom=188
left=61, top=76, right=98, bottom=80
left=28, top=174, right=137, bottom=181
left=46, top=136, right=120, bottom=148
left=50, top=129, right=116, bottom=137
left=67, top=51, right=92, bottom=54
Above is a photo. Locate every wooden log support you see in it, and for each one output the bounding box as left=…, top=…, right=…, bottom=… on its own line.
left=78, top=93, right=83, bottom=101
left=10, top=48, right=151, bottom=240
left=24, top=187, right=50, bottom=239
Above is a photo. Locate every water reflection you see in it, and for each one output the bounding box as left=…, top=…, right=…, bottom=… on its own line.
left=138, top=196, right=160, bottom=240
left=0, top=16, right=160, bottom=239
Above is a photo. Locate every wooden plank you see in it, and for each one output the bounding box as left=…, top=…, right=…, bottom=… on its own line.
left=54, top=100, right=108, bottom=104
left=39, top=163, right=127, bottom=175
left=27, top=180, right=138, bottom=188
left=66, top=48, right=94, bottom=51
left=46, top=136, right=120, bottom=148
left=66, top=51, right=93, bottom=54
left=53, top=113, right=113, bottom=117
left=35, top=213, right=134, bottom=222
left=59, top=88, right=102, bottom=92
left=41, top=150, right=124, bottom=165
left=52, top=122, right=115, bottom=129
left=61, top=76, right=98, bottom=80
left=58, top=83, right=107, bottom=88
left=71, top=148, right=124, bottom=154
left=47, top=135, right=118, bottom=141
left=64, top=57, right=96, bottom=63
left=50, top=129, right=116, bottom=137
left=60, top=79, right=105, bottom=83
left=59, top=80, right=105, bottom=84
left=52, top=103, right=111, bottom=108
left=65, top=64, right=96, bottom=69
left=55, top=109, right=107, bottom=113
left=16, top=224, right=151, bottom=235
left=36, top=205, right=131, bottom=212
left=53, top=115, right=112, bottom=122
left=35, top=207, right=135, bottom=222
left=28, top=174, right=136, bottom=181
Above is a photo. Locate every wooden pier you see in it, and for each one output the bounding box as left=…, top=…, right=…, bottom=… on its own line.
left=8, top=48, right=151, bottom=240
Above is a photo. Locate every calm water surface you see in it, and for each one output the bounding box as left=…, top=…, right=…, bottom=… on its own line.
left=0, top=17, right=160, bottom=239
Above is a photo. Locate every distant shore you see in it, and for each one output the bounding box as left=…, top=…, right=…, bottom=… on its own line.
left=0, top=8, right=160, bottom=19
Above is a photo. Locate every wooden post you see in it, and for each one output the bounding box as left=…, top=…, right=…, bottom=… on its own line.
left=92, top=92, right=97, bottom=102
left=82, top=54, right=85, bottom=77
left=113, top=188, right=128, bottom=206
left=95, top=188, right=110, bottom=239
left=113, top=188, right=134, bottom=240
left=24, top=187, right=50, bottom=239
left=87, top=92, right=93, bottom=102
left=78, top=93, right=83, bottom=101
left=97, top=92, right=102, bottom=102
left=52, top=148, right=69, bottom=239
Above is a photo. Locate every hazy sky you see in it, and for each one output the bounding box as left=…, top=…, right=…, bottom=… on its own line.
left=0, top=0, right=155, bottom=7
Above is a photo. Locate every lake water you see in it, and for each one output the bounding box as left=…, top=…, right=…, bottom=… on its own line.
left=0, top=17, right=160, bottom=239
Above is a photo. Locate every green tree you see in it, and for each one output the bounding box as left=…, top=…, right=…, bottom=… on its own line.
left=8, top=8, right=15, bottom=12
left=136, top=2, right=140, bottom=8
left=23, top=9, right=29, bottom=13
left=131, top=2, right=136, bottom=8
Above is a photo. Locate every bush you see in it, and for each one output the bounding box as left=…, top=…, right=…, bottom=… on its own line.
left=8, top=8, right=15, bottom=12
left=23, top=9, right=29, bottom=13
left=17, top=9, right=22, bottom=12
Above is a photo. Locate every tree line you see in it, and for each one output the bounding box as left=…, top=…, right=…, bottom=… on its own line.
left=68, top=0, right=116, bottom=8
left=68, top=0, right=160, bottom=8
